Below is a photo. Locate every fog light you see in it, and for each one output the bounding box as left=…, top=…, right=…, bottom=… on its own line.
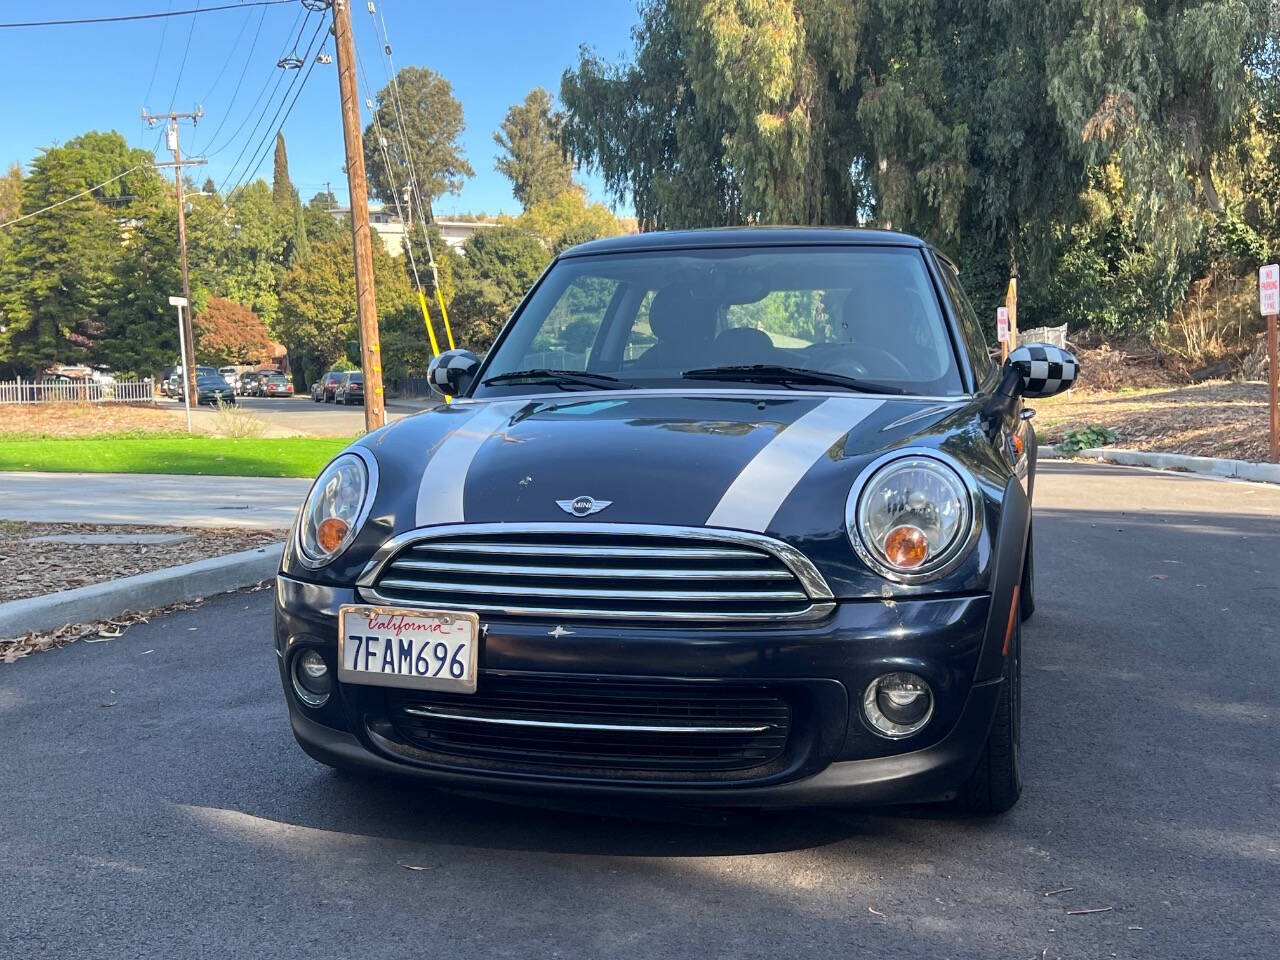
left=863, top=672, right=933, bottom=738
left=292, top=649, right=332, bottom=708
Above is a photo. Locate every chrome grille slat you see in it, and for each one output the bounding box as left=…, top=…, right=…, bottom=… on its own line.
left=377, top=578, right=809, bottom=602
left=358, top=524, right=834, bottom=623
left=415, top=542, right=761, bottom=560
left=388, top=558, right=795, bottom=581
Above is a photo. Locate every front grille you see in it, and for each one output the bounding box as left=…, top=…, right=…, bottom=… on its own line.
left=387, top=675, right=792, bottom=775
left=359, top=524, right=833, bottom=622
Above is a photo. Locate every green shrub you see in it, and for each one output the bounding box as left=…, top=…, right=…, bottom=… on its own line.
left=1058, top=425, right=1120, bottom=453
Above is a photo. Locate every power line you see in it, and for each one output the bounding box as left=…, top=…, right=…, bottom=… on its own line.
left=216, top=11, right=319, bottom=192
left=221, top=21, right=329, bottom=198
left=367, top=2, right=453, bottom=347
left=218, top=14, right=324, bottom=197
left=199, top=3, right=302, bottom=157
left=197, top=1, right=258, bottom=106
left=167, top=0, right=202, bottom=113
left=141, top=0, right=174, bottom=106
left=0, top=1, right=295, bottom=29
left=356, top=42, right=427, bottom=297
left=0, top=167, right=144, bottom=230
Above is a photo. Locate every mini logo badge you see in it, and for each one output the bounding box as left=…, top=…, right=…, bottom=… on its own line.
left=556, top=495, right=612, bottom=517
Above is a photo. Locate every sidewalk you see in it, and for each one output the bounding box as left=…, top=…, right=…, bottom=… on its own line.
left=0, top=472, right=311, bottom=530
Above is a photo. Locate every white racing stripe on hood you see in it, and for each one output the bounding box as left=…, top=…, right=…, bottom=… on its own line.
left=415, top=401, right=525, bottom=526
left=706, top=397, right=884, bottom=532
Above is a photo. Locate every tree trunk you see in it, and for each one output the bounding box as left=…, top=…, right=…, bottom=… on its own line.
left=1199, top=164, right=1224, bottom=215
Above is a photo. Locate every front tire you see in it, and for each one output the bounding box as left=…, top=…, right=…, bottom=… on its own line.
left=955, top=619, right=1022, bottom=814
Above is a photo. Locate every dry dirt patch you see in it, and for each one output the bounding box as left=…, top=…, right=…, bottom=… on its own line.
left=1035, top=381, right=1272, bottom=461
left=0, top=403, right=188, bottom=437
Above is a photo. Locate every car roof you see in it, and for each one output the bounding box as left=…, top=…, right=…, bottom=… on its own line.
left=559, top=226, right=930, bottom=259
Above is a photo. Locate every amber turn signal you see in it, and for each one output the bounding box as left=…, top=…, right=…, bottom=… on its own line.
left=883, top=524, right=928, bottom=568
left=315, top=516, right=350, bottom=553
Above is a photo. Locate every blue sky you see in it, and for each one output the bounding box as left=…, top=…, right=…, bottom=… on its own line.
left=0, top=0, right=640, bottom=216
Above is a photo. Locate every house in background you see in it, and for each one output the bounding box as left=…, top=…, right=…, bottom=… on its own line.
left=327, top=206, right=498, bottom=256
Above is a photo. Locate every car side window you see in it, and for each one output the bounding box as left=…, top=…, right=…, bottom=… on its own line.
left=937, top=259, right=996, bottom=386
left=519, top=277, right=620, bottom=371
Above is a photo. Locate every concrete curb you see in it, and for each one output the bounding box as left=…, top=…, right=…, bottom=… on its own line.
left=1040, top=445, right=1280, bottom=485
left=0, top=543, right=283, bottom=638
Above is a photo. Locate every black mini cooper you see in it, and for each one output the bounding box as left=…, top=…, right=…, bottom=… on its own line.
left=275, top=228, right=1079, bottom=813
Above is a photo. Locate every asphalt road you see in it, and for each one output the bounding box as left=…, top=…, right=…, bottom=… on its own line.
left=161, top=394, right=417, bottom=437
left=2, top=462, right=1278, bottom=959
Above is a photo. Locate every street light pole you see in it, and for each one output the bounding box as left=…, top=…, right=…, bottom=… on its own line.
left=169, top=296, right=193, bottom=433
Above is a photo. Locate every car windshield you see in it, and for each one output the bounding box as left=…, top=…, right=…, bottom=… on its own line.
left=475, top=245, right=963, bottom=397
left=267, top=376, right=289, bottom=384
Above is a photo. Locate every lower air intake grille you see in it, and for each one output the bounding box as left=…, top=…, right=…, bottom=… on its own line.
left=359, top=524, right=834, bottom=622
left=387, top=675, right=793, bottom=776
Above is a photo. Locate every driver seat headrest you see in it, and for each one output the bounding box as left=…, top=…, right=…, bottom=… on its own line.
left=648, top=286, right=715, bottom=344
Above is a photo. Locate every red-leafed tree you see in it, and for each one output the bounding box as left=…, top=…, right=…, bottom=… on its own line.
left=193, top=297, right=271, bottom=366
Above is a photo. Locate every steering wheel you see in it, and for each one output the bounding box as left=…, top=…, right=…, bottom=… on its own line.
left=811, top=342, right=914, bottom=380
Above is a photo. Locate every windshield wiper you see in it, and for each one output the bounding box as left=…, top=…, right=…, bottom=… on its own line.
left=483, top=368, right=634, bottom=390
left=681, top=364, right=905, bottom=395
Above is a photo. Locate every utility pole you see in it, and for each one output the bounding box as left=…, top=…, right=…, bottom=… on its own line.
left=332, top=0, right=385, bottom=430
left=144, top=107, right=205, bottom=407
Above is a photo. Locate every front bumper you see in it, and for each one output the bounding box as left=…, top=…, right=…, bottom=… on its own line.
left=274, top=575, right=1005, bottom=806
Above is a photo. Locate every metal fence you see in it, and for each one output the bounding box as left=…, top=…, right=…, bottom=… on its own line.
left=0, top=379, right=156, bottom=405
left=1018, top=323, right=1069, bottom=348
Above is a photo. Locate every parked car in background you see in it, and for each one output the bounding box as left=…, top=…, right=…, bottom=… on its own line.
left=320, top=370, right=346, bottom=403
left=334, top=371, right=364, bottom=405
left=238, top=371, right=260, bottom=396
left=161, top=366, right=182, bottom=398
left=164, top=365, right=218, bottom=398
left=219, top=366, right=239, bottom=388
left=250, top=372, right=274, bottom=396
left=262, top=374, right=295, bottom=398
left=195, top=373, right=236, bottom=405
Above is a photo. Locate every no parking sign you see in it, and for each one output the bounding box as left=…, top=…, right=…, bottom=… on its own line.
left=1259, top=264, right=1279, bottom=316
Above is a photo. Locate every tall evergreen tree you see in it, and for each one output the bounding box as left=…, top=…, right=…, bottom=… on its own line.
left=272, top=132, right=295, bottom=209
left=494, top=89, right=575, bottom=208
left=270, top=132, right=308, bottom=264
left=0, top=133, right=160, bottom=376
left=363, top=66, right=474, bottom=206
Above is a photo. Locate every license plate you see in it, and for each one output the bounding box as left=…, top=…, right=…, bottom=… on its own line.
left=337, top=605, right=479, bottom=693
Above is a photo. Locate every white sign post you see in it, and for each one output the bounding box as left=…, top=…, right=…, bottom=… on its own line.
left=996, top=306, right=1010, bottom=344
left=1260, top=265, right=1279, bottom=463
left=168, top=295, right=192, bottom=434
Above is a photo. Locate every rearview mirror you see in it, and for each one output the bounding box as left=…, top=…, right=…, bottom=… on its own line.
left=1004, top=343, right=1079, bottom=398
left=427, top=349, right=481, bottom=398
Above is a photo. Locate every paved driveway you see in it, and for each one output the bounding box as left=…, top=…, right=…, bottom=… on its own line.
left=0, top=471, right=310, bottom=528
left=2, top=462, right=1277, bottom=959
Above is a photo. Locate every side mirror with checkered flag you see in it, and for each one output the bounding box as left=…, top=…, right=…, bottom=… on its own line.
left=1004, top=343, right=1080, bottom=398
left=427, top=349, right=481, bottom=398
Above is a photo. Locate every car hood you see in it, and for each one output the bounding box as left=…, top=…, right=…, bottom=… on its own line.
left=349, top=391, right=1000, bottom=597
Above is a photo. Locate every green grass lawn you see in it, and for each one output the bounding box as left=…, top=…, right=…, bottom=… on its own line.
left=0, top=434, right=350, bottom=478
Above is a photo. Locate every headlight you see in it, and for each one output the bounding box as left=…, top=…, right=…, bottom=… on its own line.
left=847, top=451, right=979, bottom=583
left=297, top=451, right=375, bottom=567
